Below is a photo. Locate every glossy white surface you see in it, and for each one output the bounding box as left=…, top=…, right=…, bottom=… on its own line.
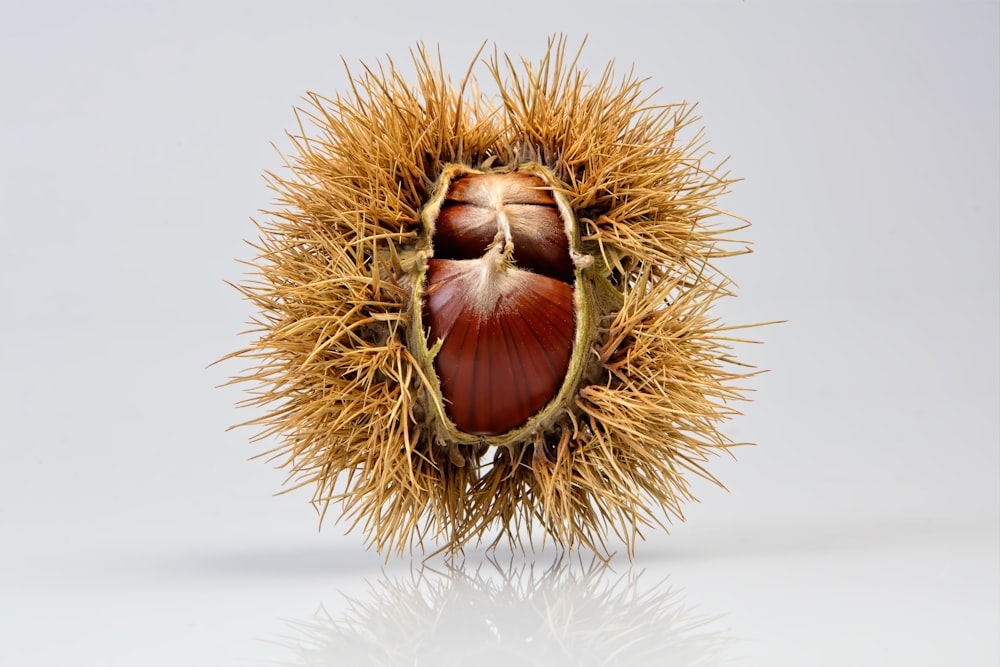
left=4, top=517, right=997, bottom=665
left=1, top=1, right=996, bottom=665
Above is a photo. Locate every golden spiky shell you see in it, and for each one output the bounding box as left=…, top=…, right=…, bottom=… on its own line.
left=229, top=38, right=755, bottom=556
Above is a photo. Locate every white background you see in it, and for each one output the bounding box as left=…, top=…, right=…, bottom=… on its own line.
left=1, top=1, right=997, bottom=665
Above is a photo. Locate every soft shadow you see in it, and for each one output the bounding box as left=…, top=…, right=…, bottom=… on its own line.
left=121, top=543, right=381, bottom=581
left=264, top=556, right=733, bottom=666
left=643, top=515, right=996, bottom=562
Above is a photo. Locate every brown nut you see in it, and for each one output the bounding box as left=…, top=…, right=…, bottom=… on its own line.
left=433, top=172, right=575, bottom=283
left=423, top=257, right=575, bottom=435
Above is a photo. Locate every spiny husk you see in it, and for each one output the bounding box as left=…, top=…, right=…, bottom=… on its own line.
left=226, top=36, right=758, bottom=557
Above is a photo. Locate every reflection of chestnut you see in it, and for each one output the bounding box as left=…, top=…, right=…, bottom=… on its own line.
left=422, top=170, right=577, bottom=435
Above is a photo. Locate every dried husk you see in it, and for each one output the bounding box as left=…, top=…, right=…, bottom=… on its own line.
left=225, top=37, right=759, bottom=557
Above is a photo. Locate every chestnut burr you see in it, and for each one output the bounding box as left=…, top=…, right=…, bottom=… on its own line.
left=229, top=39, right=758, bottom=557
